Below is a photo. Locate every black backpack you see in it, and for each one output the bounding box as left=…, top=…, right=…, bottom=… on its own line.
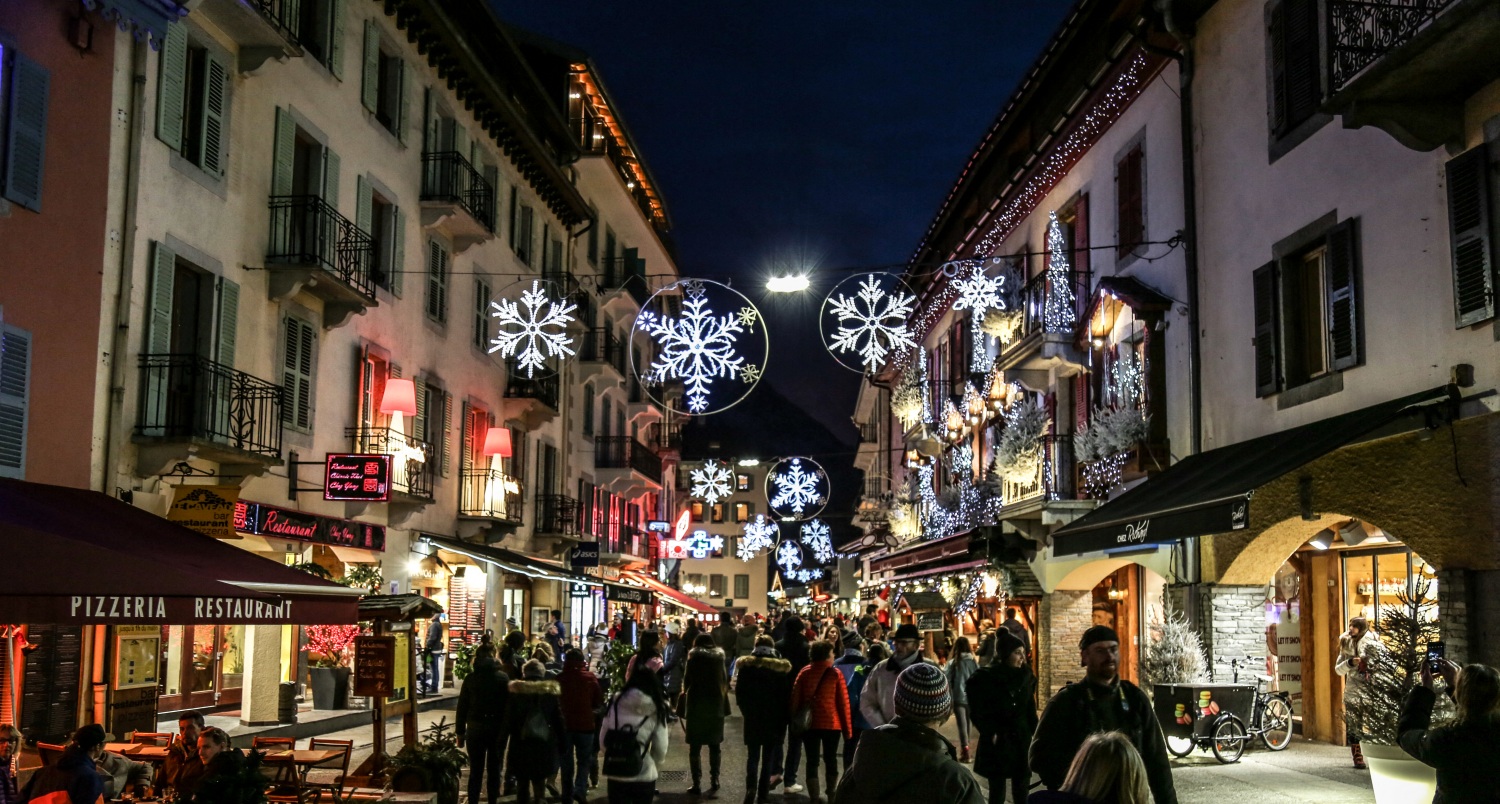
left=600, top=699, right=652, bottom=777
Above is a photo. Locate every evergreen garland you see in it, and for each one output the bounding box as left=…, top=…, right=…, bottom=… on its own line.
left=993, top=397, right=1049, bottom=483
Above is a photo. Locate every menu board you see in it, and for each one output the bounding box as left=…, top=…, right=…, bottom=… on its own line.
left=325, top=454, right=393, bottom=502
left=916, top=611, right=945, bottom=632
left=354, top=636, right=396, bottom=697
left=21, top=624, right=83, bottom=743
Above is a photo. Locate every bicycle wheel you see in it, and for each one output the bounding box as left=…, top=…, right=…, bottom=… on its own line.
left=1211, top=715, right=1247, bottom=764
left=1260, top=696, right=1294, bottom=750
left=1166, top=735, right=1195, bottom=758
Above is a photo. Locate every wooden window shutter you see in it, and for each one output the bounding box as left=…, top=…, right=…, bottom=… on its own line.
left=390, top=207, right=405, bottom=297
left=396, top=60, right=411, bottom=144
left=1116, top=146, right=1143, bottom=257
left=551, top=238, right=563, bottom=274
left=483, top=165, right=500, bottom=232
left=1285, top=0, right=1320, bottom=129
left=272, top=107, right=296, bottom=196
left=426, top=240, right=448, bottom=322
left=460, top=400, right=473, bottom=473
left=1073, top=194, right=1090, bottom=277
left=412, top=376, right=428, bottom=444
left=322, top=146, right=340, bottom=210
left=0, top=326, right=33, bottom=479
left=356, top=174, right=372, bottom=234
left=200, top=56, right=228, bottom=176
left=1253, top=261, right=1282, bottom=397
left=422, top=87, right=437, bottom=153
left=327, top=0, right=346, bottom=79
left=281, top=317, right=307, bottom=429
left=1325, top=218, right=1361, bottom=371
left=148, top=241, right=177, bottom=355
left=4, top=52, right=49, bottom=211
left=214, top=276, right=239, bottom=368
left=1446, top=146, right=1496, bottom=327
left=156, top=24, right=188, bottom=152
left=1268, top=0, right=1288, bottom=135
left=361, top=19, right=379, bottom=112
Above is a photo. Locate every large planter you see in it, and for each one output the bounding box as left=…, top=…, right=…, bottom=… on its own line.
left=309, top=666, right=350, bottom=710
left=1361, top=743, right=1436, bottom=804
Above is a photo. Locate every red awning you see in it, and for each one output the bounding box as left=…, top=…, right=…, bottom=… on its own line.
left=0, top=478, right=362, bottom=625
left=625, top=572, right=717, bottom=615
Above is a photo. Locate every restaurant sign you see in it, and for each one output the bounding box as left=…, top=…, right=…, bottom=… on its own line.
left=233, top=501, right=386, bottom=551
left=168, top=485, right=240, bottom=540
left=605, top=585, right=654, bottom=605
left=324, top=454, right=392, bottom=502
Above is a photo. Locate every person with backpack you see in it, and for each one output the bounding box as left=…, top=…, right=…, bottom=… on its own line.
left=735, top=636, right=793, bottom=804
left=946, top=637, right=980, bottom=762
left=502, top=660, right=567, bottom=804
left=832, top=630, right=869, bottom=771
left=456, top=644, right=511, bottom=804
left=680, top=633, right=729, bottom=796
left=773, top=616, right=811, bottom=794
left=599, top=667, right=672, bottom=804
left=788, top=641, right=853, bottom=804
left=558, top=649, right=604, bottom=804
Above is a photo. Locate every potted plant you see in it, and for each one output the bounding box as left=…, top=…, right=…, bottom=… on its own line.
left=305, top=624, right=361, bottom=710
left=387, top=717, right=466, bottom=804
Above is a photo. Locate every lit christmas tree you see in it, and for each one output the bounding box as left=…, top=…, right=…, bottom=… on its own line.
left=1044, top=211, right=1077, bottom=332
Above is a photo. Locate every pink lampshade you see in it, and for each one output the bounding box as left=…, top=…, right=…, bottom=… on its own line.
left=380, top=378, right=418, bottom=416
left=482, top=427, right=513, bottom=457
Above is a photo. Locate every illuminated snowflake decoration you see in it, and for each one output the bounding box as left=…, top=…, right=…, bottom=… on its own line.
left=689, top=460, right=733, bottom=505
left=488, top=280, right=578, bottom=378
left=800, top=519, right=834, bottom=564
left=776, top=540, right=804, bottom=573
left=637, top=281, right=760, bottom=414
left=739, top=515, right=778, bottom=561
left=824, top=274, right=918, bottom=373
left=683, top=530, right=725, bottom=560
left=952, top=264, right=1007, bottom=372
left=766, top=457, right=829, bottom=520
left=793, top=568, right=824, bottom=584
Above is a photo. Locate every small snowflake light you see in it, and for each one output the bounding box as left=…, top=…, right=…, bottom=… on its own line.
left=820, top=273, right=918, bottom=373
left=775, top=540, right=804, bottom=573
left=951, top=264, right=1006, bottom=373
left=488, top=280, right=577, bottom=378
left=683, top=530, right=725, bottom=560
left=739, top=515, right=778, bottom=561
left=633, top=279, right=769, bottom=415
left=1044, top=211, right=1078, bottom=333
left=800, top=519, right=834, bottom=564
left=765, top=457, right=830, bottom=520
left=793, top=567, right=825, bottom=584
left=689, top=460, right=733, bottom=505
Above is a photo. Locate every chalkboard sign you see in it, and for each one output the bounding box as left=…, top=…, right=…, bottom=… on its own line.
left=916, top=611, right=945, bottom=632
left=354, top=636, right=396, bottom=697
left=21, top=624, right=83, bottom=743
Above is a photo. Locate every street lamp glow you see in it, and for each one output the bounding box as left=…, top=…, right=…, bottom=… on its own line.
left=737, top=458, right=761, bottom=467
left=767, top=274, right=810, bottom=293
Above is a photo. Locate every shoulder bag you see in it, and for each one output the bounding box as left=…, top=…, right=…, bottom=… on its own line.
left=790, top=668, right=832, bottom=736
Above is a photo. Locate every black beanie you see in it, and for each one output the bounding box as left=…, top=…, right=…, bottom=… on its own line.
left=996, top=629, right=1026, bottom=659
left=1079, top=625, right=1120, bottom=651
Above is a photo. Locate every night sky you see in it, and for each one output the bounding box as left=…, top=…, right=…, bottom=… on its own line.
left=498, top=2, right=1072, bottom=437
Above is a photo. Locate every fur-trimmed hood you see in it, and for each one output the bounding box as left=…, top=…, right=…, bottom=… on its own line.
left=735, top=654, right=791, bottom=674
left=688, top=646, right=725, bottom=659
left=507, top=679, right=561, bottom=696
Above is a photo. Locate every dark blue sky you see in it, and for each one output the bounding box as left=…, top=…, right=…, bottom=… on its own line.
left=498, top=2, right=1072, bottom=437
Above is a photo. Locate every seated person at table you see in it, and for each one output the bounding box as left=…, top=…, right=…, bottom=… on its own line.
left=22, top=724, right=107, bottom=804
left=164, top=713, right=207, bottom=799
left=190, top=728, right=247, bottom=804
left=95, top=750, right=153, bottom=800
left=0, top=724, right=21, bottom=804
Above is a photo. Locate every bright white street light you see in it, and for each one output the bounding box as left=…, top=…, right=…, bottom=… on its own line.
left=767, top=274, right=810, bottom=293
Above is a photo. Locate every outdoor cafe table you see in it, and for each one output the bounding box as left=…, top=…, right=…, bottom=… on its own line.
left=103, top=744, right=170, bottom=763
left=260, top=749, right=345, bottom=770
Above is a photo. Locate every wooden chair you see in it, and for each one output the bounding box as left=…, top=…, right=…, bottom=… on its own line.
left=261, top=753, right=314, bottom=804
left=251, top=736, right=297, bottom=751
left=303, top=739, right=353, bottom=800
left=131, top=732, right=173, bottom=746
left=36, top=742, right=64, bottom=766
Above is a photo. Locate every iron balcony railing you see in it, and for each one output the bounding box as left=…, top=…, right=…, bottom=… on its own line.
left=266, top=195, right=377, bottom=298
left=347, top=426, right=435, bottom=500
left=135, top=354, right=284, bottom=457
left=246, top=0, right=301, bottom=46
left=643, top=421, right=682, bottom=452
left=991, top=267, right=1092, bottom=357
left=999, top=434, right=1077, bottom=507
left=1327, top=0, right=1458, bottom=93
left=421, top=151, right=496, bottom=232
left=505, top=367, right=560, bottom=411
left=582, top=328, right=628, bottom=376
left=859, top=421, right=879, bottom=443
left=459, top=469, right=523, bottom=522
left=535, top=494, right=582, bottom=536
left=595, top=436, right=663, bottom=479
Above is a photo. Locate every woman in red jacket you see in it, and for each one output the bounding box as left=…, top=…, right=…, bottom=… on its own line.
left=788, top=640, right=852, bottom=804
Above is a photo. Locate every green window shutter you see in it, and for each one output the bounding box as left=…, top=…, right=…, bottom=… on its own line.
left=413, top=376, right=428, bottom=444
left=148, top=241, right=177, bottom=355
left=356, top=174, right=372, bottom=233
left=280, top=316, right=314, bottom=430
left=1447, top=146, right=1496, bottom=327
left=440, top=391, right=453, bottom=477
left=473, top=278, right=490, bottom=351
left=483, top=165, right=499, bottom=232
left=0, top=325, right=33, bottom=479
left=361, top=19, right=379, bottom=113
left=396, top=60, right=411, bottom=145
left=214, top=276, right=239, bottom=368
left=272, top=107, right=296, bottom=196
left=422, top=87, right=437, bottom=152
left=327, top=0, right=346, bottom=79
left=391, top=207, right=406, bottom=297
left=1253, top=261, right=1280, bottom=397
left=1325, top=218, right=1361, bottom=372
left=200, top=56, right=228, bottom=176
left=551, top=238, right=563, bottom=274
left=1268, top=0, right=1287, bottom=135
left=460, top=400, right=473, bottom=473
left=509, top=186, right=519, bottom=249
left=322, top=146, right=339, bottom=209
left=4, top=53, right=49, bottom=212
left=156, top=23, right=187, bottom=152
left=454, top=126, right=468, bottom=160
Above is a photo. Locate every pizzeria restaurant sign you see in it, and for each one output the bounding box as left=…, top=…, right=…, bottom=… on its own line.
left=233, top=501, right=386, bottom=551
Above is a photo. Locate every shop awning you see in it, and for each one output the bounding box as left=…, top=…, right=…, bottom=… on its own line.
left=0, top=478, right=362, bottom=624
left=625, top=572, right=717, bottom=615
left=1050, top=386, right=1456, bottom=556
left=423, top=535, right=642, bottom=597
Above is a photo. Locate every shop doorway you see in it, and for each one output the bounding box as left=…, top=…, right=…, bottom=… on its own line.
left=1088, top=564, right=1166, bottom=685
left=158, top=624, right=245, bottom=713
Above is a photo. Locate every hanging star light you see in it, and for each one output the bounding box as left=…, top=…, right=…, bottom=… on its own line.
left=1044, top=211, right=1078, bottom=332
left=739, top=515, right=778, bottom=561
left=635, top=279, right=765, bottom=414
left=800, top=519, right=834, bottom=564
left=683, top=530, right=725, bottom=560
left=822, top=273, right=918, bottom=373
left=689, top=460, right=733, bottom=505
left=765, top=457, right=830, bottom=520
left=488, top=280, right=578, bottom=377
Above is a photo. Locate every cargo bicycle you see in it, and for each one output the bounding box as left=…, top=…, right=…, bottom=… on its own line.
left=1163, top=656, right=1294, bottom=763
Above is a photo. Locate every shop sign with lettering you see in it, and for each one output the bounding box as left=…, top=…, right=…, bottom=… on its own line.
left=324, top=454, right=392, bottom=502
left=605, top=585, right=654, bottom=605
left=168, top=485, right=240, bottom=539
left=569, top=542, right=600, bottom=567
left=234, top=501, right=386, bottom=551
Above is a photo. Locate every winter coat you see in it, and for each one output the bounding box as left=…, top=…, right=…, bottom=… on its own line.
left=188, top=750, right=247, bottom=804
left=661, top=636, right=687, bottom=697
left=976, top=630, right=998, bottom=666
left=837, top=656, right=876, bottom=731
left=681, top=646, right=730, bottom=744
left=586, top=632, right=609, bottom=673
left=735, top=624, right=759, bottom=657
left=598, top=688, right=670, bottom=784
left=1337, top=630, right=1383, bottom=735
left=776, top=635, right=811, bottom=677
left=501, top=679, right=567, bottom=780
left=423, top=620, right=445, bottom=654
left=860, top=651, right=932, bottom=728
left=834, top=716, right=985, bottom=804
left=966, top=663, right=1038, bottom=780
left=95, top=751, right=154, bottom=799
left=162, top=742, right=207, bottom=799
left=1030, top=679, right=1177, bottom=804
left=21, top=745, right=104, bottom=804
left=1399, top=685, right=1500, bottom=804
left=712, top=623, right=739, bottom=654
left=624, top=649, right=663, bottom=681
left=558, top=662, right=605, bottom=733
left=790, top=660, right=853, bottom=738
left=832, top=650, right=865, bottom=693
left=455, top=656, right=511, bottom=736
left=946, top=653, right=979, bottom=708
left=734, top=654, right=794, bottom=745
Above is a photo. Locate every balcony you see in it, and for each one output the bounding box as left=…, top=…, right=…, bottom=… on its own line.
left=599, top=251, right=651, bottom=311
left=644, top=421, right=683, bottom=454
left=594, top=436, right=663, bottom=496
left=535, top=494, right=582, bottom=538
left=1324, top=0, right=1500, bottom=150
left=133, top=354, right=283, bottom=475
left=596, top=528, right=652, bottom=568
left=347, top=426, right=435, bottom=502
left=993, top=268, right=1091, bottom=389
left=995, top=434, right=1095, bottom=539
left=266, top=195, right=377, bottom=327
left=626, top=380, right=662, bottom=425
left=579, top=327, right=627, bottom=386
left=421, top=151, right=496, bottom=252
left=194, top=0, right=302, bottom=73
left=502, top=366, right=560, bottom=428
left=459, top=469, right=523, bottom=524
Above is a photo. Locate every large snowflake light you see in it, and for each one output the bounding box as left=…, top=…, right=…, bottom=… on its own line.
left=488, top=280, right=577, bottom=378
left=739, top=515, right=778, bottom=561
left=775, top=540, right=804, bottom=573
left=635, top=280, right=764, bottom=414
left=766, top=457, right=829, bottom=520
left=800, top=519, right=834, bottom=564
left=822, top=273, right=917, bottom=373
left=689, top=460, right=733, bottom=505
left=683, top=530, right=725, bottom=560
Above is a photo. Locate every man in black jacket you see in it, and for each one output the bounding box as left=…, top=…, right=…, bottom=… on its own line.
left=456, top=644, right=511, bottom=804
left=423, top=613, right=446, bottom=694
left=1029, top=625, right=1177, bottom=804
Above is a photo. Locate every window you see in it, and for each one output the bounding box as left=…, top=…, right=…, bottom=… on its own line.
left=357, top=177, right=403, bottom=295
left=690, top=501, right=705, bottom=522
left=1268, top=0, right=1321, bottom=141
left=550, top=236, right=563, bottom=274
left=687, top=573, right=705, bottom=593
left=733, top=502, right=752, bottom=523
left=600, top=396, right=612, bottom=438
left=356, top=347, right=389, bottom=431
left=1253, top=218, right=1362, bottom=396
left=426, top=239, right=449, bottom=323
left=510, top=187, right=533, bottom=264
left=2, top=47, right=49, bottom=211
left=736, top=473, right=751, bottom=491
left=281, top=315, right=316, bottom=431
left=362, top=20, right=407, bottom=140
left=473, top=277, right=491, bottom=351
left=733, top=575, right=749, bottom=599
left=0, top=325, right=32, bottom=478
left=157, top=26, right=227, bottom=177
left=297, top=0, right=344, bottom=75
left=603, top=227, right=617, bottom=281
left=1446, top=145, right=1497, bottom=327
left=587, top=216, right=599, bottom=265
left=711, top=503, right=725, bottom=524
left=1116, top=143, right=1144, bottom=260
left=582, top=384, right=595, bottom=435
left=709, top=574, right=725, bottom=598
left=414, top=377, right=453, bottom=475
